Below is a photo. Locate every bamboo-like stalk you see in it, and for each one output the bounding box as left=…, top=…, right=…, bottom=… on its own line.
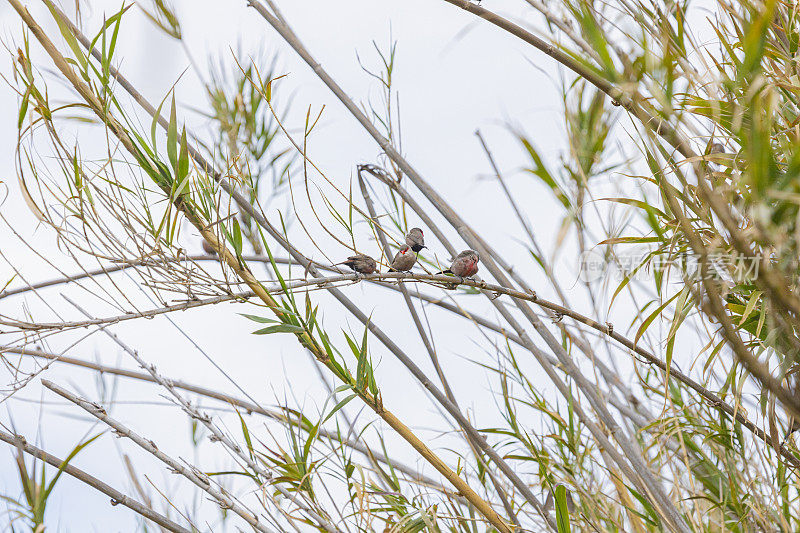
left=10, top=3, right=511, bottom=530
left=0, top=429, right=192, bottom=533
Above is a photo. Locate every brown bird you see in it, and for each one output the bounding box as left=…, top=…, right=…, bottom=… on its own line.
left=335, top=254, right=377, bottom=275
left=405, top=228, right=426, bottom=253
left=437, top=250, right=479, bottom=278
left=388, top=244, right=416, bottom=272
left=201, top=239, right=217, bottom=255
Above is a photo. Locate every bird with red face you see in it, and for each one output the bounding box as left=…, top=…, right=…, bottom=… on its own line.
left=335, top=254, right=377, bottom=275
left=437, top=250, right=479, bottom=278
left=388, top=244, right=416, bottom=272
left=405, top=228, right=426, bottom=253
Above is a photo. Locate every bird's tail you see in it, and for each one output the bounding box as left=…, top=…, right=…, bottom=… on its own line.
left=436, top=269, right=453, bottom=275
left=388, top=267, right=397, bottom=272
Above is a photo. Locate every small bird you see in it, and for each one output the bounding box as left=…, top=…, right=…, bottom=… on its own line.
left=335, top=254, right=377, bottom=275
left=405, top=228, right=426, bottom=253
left=388, top=244, right=416, bottom=272
left=437, top=250, right=480, bottom=278
left=201, top=239, right=217, bottom=255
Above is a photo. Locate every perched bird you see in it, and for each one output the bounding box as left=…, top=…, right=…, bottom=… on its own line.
left=201, top=239, right=217, bottom=255
left=335, top=254, right=377, bottom=274
left=405, top=228, right=426, bottom=253
left=437, top=250, right=480, bottom=278
left=388, top=244, right=416, bottom=272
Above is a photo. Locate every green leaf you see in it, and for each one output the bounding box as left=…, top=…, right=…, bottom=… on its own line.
left=518, top=136, right=570, bottom=209
left=178, top=126, right=189, bottom=183
left=739, top=290, right=762, bottom=326
left=44, top=433, right=102, bottom=501
left=239, top=313, right=278, bottom=324
left=740, top=0, right=776, bottom=78
left=576, top=6, right=616, bottom=80
left=151, top=95, right=168, bottom=152
left=555, top=485, right=572, bottom=533
left=635, top=291, right=682, bottom=344
left=601, top=197, right=668, bottom=219
left=321, top=393, right=357, bottom=424
left=46, top=3, right=87, bottom=72
left=231, top=217, right=243, bottom=257
left=237, top=411, right=255, bottom=461
left=252, top=324, right=306, bottom=335
left=356, top=321, right=370, bottom=392
left=167, top=94, right=178, bottom=173
left=600, top=236, right=660, bottom=245
left=17, top=87, right=30, bottom=129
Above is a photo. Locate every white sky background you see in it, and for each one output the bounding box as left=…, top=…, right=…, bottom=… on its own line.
left=0, top=0, right=714, bottom=530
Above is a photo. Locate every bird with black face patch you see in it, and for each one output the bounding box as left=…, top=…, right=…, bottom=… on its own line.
left=405, top=228, right=426, bottom=253
left=388, top=244, right=416, bottom=272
